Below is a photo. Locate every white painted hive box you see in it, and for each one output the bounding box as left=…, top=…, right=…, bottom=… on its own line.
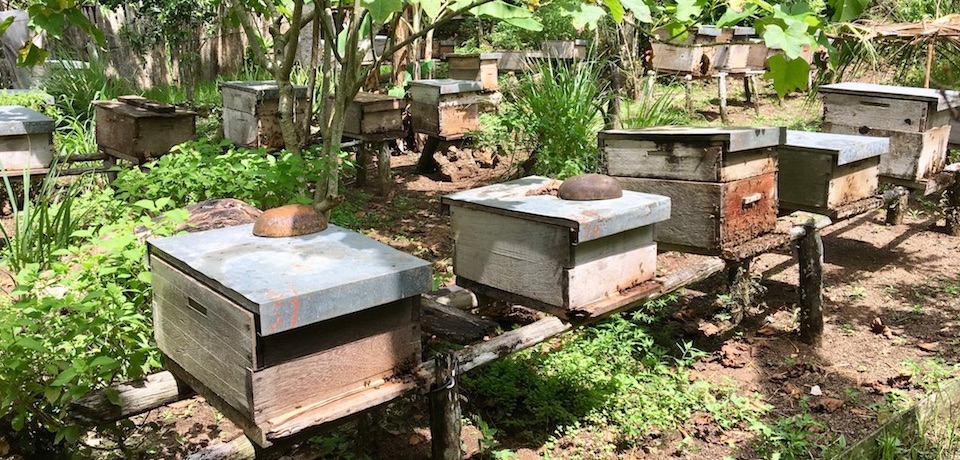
left=442, top=176, right=671, bottom=317
left=220, top=81, right=308, bottom=148
left=0, top=105, right=54, bottom=172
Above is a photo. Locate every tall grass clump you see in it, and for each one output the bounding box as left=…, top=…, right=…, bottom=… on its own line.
left=40, top=53, right=131, bottom=121
left=621, top=80, right=688, bottom=128
left=514, top=58, right=609, bottom=178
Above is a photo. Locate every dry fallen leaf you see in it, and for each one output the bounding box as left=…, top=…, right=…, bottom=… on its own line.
left=813, top=397, right=845, bottom=413
left=409, top=433, right=424, bottom=446
left=917, top=342, right=938, bottom=352
left=783, top=382, right=802, bottom=399
left=757, top=325, right=778, bottom=336
left=870, top=317, right=887, bottom=334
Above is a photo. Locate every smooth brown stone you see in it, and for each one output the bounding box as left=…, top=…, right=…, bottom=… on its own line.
left=557, top=174, right=623, bottom=201
left=253, top=204, right=328, bottom=237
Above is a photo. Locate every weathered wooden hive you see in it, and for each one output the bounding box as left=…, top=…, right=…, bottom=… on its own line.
left=650, top=42, right=713, bottom=76
left=0, top=105, right=54, bottom=172
left=601, top=126, right=783, bottom=255
left=148, top=223, right=431, bottom=446
left=343, top=92, right=404, bottom=136
left=541, top=39, right=588, bottom=60
left=220, top=81, right=308, bottom=148
left=442, top=176, right=671, bottom=318
left=409, top=79, right=483, bottom=138
left=92, top=96, right=196, bottom=164
left=778, top=130, right=888, bottom=216
left=819, top=83, right=957, bottom=184
left=446, top=53, right=500, bottom=91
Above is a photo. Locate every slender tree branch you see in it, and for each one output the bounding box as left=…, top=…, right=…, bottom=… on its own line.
left=226, top=0, right=272, bottom=71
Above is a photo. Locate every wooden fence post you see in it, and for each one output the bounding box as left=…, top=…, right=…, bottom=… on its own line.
left=430, top=352, right=461, bottom=460
left=797, top=220, right=824, bottom=346
left=944, top=173, right=960, bottom=237
left=886, top=186, right=909, bottom=225
left=725, top=258, right=752, bottom=324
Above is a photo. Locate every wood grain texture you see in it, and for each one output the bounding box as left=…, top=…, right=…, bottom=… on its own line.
left=822, top=93, right=933, bottom=133
left=651, top=43, right=712, bottom=75
left=827, top=159, right=880, bottom=209
left=152, top=258, right=256, bottom=418
left=778, top=147, right=831, bottom=211
left=823, top=123, right=949, bottom=181
left=565, top=242, right=657, bottom=307
left=720, top=172, right=778, bottom=248
left=451, top=206, right=570, bottom=307
left=68, top=371, right=194, bottom=425
left=601, top=138, right=776, bottom=182
left=616, top=177, right=722, bottom=250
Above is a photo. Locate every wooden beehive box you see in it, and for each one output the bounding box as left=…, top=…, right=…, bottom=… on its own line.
left=541, top=39, right=588, bottom=60
left=446, top=53, right=500, bottom=91
left=343, top=92, right=403, bottom=136
left=92, top=96, right=196, bottom=164
left=148, top=224, right=431, bottom=446
left=0, top=105, right=54, bottom=172
left=220, top=81, right=308, bottom=148
left=819, top=83, right=958, bottom=182
left=601, top=126, right=783, bottom=254
left=651, top=42, right=714, bottom=76
left=409, top=79, right=483, bottom=138
left=442, top=176, right=671, bottom=318
left=693, top=25, right=733, bottom=43
left=778, top=131, right=888, bottom=215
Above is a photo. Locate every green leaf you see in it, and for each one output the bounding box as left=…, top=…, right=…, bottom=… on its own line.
left=50, top=367, right=78, bottom=387
left=829, top=0, right=867, bottom=21
left=361, top=0, right=403, bottom=24
left=674, top=0, right=704, bottom=22
left=502, top=16, right=543, bottom=31
left=603, top=0, right=625, bottom=23
left=15, top=336, right=46, bottom=352
left=17, top=42, right=49, bottom=67
left=11, top=413, right=25, bottom=431
left=420, top=0, right=442, bottom=19
left=105, top=387, right=121, bottom=406
left=763, top=54, right=809, bottom=98
left=473, top=1, right=535, bottom=20
left=568, top=4, right=606, bottom=31
left=388, top=86, right=406, bottom=98
left=0, top=16, right=15, bottom=37
left=660, top=21, right=689, bottom=42
left=44, top=386, right=61, bottom=404
left=761, top=21, right=809, bottom=60
left=716, top=3, right=757, bottom=27
left=619, top=0, right=652, bottom=23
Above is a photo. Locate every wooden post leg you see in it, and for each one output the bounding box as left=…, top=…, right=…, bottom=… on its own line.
left=718, top=72, right=728, bottom=124
left=945, top=174, right=960, bottom=236
left=646, top=70, right=656, bottom=102
left=104, top=154, right=118, bottom=183
left=356, top=143, right=370, bottom=187
left=749, top=74, right=760, bottom=115
left=376, top=142, right=391, bottom=196
left=797, top=221, right=824, bottom=346
left=430, top=352, right=461, bottom=460
left=418, top=136, right=441, bottom=174
left=725, top=258, right=752, bottom=325
left=886, top=186, right=909, bottom=225
left=743, top=76, right=752, bottom=104
left=684, top=74, right=694, bottom=115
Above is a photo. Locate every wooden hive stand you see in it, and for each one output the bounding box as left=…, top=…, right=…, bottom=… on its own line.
left=342, top=91, right=406, bottom=196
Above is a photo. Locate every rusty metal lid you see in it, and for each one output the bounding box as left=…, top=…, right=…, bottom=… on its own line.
left=558, top=174, right=623, bottom=201
left=253, top=204, right=327, bottom=237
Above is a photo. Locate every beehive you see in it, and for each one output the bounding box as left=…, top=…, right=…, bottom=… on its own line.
left=409, top=79, right=483, bottom=138
left=92, top=96, right=196, bottom=164
left=819, top=83, right=958, bottom=182
left=148, top=224, right=431, bottom=445
left=0, top=105, right=54, bottom=172
left=778, top=130, right=888, bottom=215
left=541, top=39, right=588, bottom=60
left=446, top=53, right=500, bottom=91
left=651, top=43, right=713, bottom=76
left=343, top=92, right=404, bottom=136
left=220, top=81, right=308, bottom=148
left=442, top=176, right=671, bottom=318
left=601, top=126, right=783, bottom=254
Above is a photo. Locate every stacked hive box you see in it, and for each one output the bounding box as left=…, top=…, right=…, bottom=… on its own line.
left=445, top=53, right=500, bottom=91
left=819, top=83, right=957, bottom=186
left=0, top=105, right=54, bottom=172
left=148, top=224, right=431, bottom=445
left=409, top=79, right=483, bottom=138
left=778, top=130, right=889, bottom=216
left=442, top=176, right=671, bottom=318
left=343, top=92, right=404, bottom=136
left=601, top=126, right=783, bottom=255
left=92, top=96, right=196, bottom=164
left=220, top=81, right=308, bottom=148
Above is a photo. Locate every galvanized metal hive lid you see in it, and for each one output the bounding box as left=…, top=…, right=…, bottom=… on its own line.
left=148, top=224, right=432, bottom=336
left=407, top=79, right=484, bottom=94
left=218, top=80, right=308, bottom=100
left=600, top=126, right=785, bottom=152
left=442, top=176, right=671, bottom=243
left=0, top=105, right=55, bottom=136
left=818, top=82, right=960, bottom=112
left=784, top=130, right=890, bottom=166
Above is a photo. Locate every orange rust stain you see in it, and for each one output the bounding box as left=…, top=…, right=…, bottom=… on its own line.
left=268, top=301, right=284, bottom=333
left=288, top=286, right=300, bottom=329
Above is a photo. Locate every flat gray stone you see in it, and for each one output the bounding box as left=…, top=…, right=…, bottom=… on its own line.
left=819, top=82, right=960, bottom=112
left=0, top=105, right=54, bottom=136
left=441, top=175, right=671, bottom=243
left=149, top=223, right=431, bottom=336
left=784, top=130, right=889, bottom=165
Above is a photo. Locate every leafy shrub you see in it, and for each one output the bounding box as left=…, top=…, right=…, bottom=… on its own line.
left=112, top=139, right=335, bottom=209
left=514, top=58, right=609, bottom=178
left=488, top=3, right=583, bottom=49
left=0, top=90, right=61, bottom=120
